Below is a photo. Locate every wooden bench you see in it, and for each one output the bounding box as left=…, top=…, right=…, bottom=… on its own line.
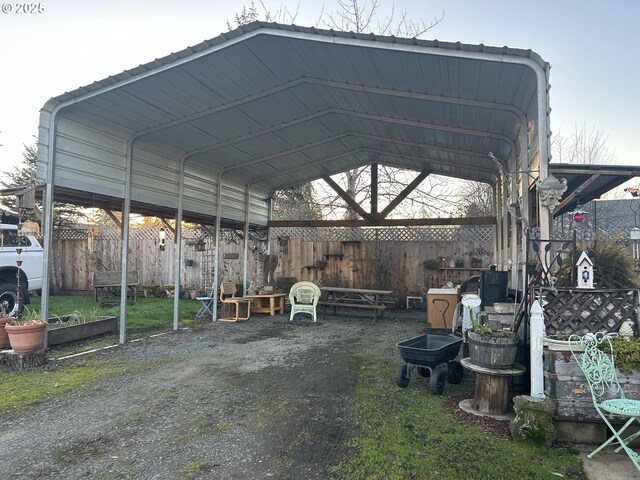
left=92, top=271, right=139, bottom=302
left=318, top=301, right=387, bottom=312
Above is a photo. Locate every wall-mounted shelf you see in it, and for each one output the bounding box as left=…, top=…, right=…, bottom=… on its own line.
left=303, top=260, right=328, bottom=271
left=437, top=267, right=487, bottom=271
left=323, top=253, right=344, bottom=260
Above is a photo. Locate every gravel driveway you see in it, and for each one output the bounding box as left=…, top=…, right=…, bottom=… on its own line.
left=0, top=312, right=427, bottom=479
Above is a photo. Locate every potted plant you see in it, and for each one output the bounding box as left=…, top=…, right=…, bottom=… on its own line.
left=422, top=259, right=440, bottom=271
left=467, top=307, right=519, bottom=369
left=5, top=306, right=47, bottom=353
left=545, top=333, right=586, bottom=352
left=165, top=284, right=175, bottom=298
left=142, top=284, right=159, bottom=298
left=0, top=300, right=12, bottom=349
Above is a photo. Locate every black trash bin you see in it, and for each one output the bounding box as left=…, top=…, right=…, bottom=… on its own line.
left=480, top=265, right=507, bottom=307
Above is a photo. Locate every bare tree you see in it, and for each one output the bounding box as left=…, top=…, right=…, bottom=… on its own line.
left=552, top=122, right=616, bottom=165
left=322, top=0, right=444, bottom=37
left=227, top=0, right=300, bottom=30
left=453, top=181, right=494, bottom=217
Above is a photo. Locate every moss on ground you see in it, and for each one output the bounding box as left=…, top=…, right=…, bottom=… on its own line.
left=0, top=358, right=164, bottom=412
left=336, top=360, right=585, bottom=480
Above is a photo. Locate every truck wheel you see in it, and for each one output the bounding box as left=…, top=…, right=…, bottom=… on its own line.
left=0, top=283, right=18, bottom=316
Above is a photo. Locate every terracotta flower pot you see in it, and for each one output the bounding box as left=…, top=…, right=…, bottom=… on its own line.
left=0, top=317, right=11, bottom=349
left=5, top=321, right=47, bottom=353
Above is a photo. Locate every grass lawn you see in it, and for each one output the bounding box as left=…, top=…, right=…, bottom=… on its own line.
left=29, top=294, right=202, bottom=330
left=27, top=294, right=204, bottom=357
left=336, top=358, right=585, bottom=480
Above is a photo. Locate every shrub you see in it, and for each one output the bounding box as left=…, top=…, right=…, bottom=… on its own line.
left=555, top=231, right=639, bottom=288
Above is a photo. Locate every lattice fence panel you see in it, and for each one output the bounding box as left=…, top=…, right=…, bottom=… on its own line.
left=270, top=225, right=493, bottom=243
left=542, top=288, right=639, bottom=335
left=52, top=227, right=247, bottom=242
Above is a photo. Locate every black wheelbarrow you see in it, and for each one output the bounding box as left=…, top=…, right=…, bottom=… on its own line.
left=396, top=334, right=464, bottom=394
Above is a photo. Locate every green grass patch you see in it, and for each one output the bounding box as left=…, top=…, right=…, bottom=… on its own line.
left=30, top=295, right=202, bottom=331
left=179, top=461, right=217, bottom=480
left=337, top=360, right=585, bottom=480
left=24, top=295, right=205, bottom=357
left=0, top=358, right=162, bottom=412
left=0, top=295, right=202, bottom=413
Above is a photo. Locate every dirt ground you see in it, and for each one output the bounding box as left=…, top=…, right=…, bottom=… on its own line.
left=0, top=310, right=432, bottom=479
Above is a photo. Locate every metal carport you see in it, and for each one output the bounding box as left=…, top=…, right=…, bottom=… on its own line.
left=36, top=22, right=554, bottom=343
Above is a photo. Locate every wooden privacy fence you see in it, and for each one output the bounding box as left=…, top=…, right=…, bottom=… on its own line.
left=49, top=226, right=494, bottom=298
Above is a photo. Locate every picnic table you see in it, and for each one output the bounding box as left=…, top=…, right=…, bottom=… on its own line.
left=319, top=286, right=392, bottom=320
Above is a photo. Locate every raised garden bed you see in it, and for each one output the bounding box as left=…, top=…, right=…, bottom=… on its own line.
left=47, top=315, right=117, bottom=346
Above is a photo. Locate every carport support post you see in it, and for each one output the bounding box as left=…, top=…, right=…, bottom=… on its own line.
left=212, top=174, right=223, bottom=322
left=494, top=181, right=501, bottom=264
left=242, top=185, right=251, bottom=291
left=119, top=145, right=134, bottom=344
left=502, top=175, right=509, bottom=269
left=173, top=158, right=187, bottom=330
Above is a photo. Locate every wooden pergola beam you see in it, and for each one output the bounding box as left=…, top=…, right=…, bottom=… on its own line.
left=160, top=218, right=175, bottom=235
left=102, top=208, right=122, bottom=229
left=377, top=168, right=431, bottom=219
left=556, top=174, right=601, bottom=212
left=371, top=163, right=378, bottom=215
left=321, top=174, right=371, bottom=220
left=268, top=217, right=496, bottom=227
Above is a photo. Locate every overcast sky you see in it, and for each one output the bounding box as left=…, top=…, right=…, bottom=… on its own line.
left=1, top=0, right=638, bottom=181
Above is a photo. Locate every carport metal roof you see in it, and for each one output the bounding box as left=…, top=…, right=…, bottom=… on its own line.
left=36, top=21, right=557, bottom=342
left=37, top=21, right=552, bottom=229
left=551, top=163, right=640, bottom=216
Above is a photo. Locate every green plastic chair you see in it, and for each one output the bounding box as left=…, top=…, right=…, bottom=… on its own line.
left=569, top=333, right=640, bottom=471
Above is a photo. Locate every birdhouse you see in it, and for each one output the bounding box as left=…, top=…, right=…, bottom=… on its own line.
left=575, top=251, right=594, bottom=289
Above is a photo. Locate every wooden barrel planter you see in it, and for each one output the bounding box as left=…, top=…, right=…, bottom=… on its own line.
left=467, top=331, right=519, bottom=369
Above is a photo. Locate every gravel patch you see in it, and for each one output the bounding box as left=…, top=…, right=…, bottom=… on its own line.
left=0, top=311, right=429, bottom=479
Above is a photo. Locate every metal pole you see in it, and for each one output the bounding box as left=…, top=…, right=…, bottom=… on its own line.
left=173, top=158, right=186, bottom=331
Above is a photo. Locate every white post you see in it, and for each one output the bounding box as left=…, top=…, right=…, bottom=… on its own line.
left=529, top=299, right=545, bottom=397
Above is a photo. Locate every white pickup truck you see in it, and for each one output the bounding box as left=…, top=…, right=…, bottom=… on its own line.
left=0, top=224, right=43, bottom=315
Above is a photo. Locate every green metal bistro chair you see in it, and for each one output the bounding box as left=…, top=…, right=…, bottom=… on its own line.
left=569, top=332, right=640, bottom=472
